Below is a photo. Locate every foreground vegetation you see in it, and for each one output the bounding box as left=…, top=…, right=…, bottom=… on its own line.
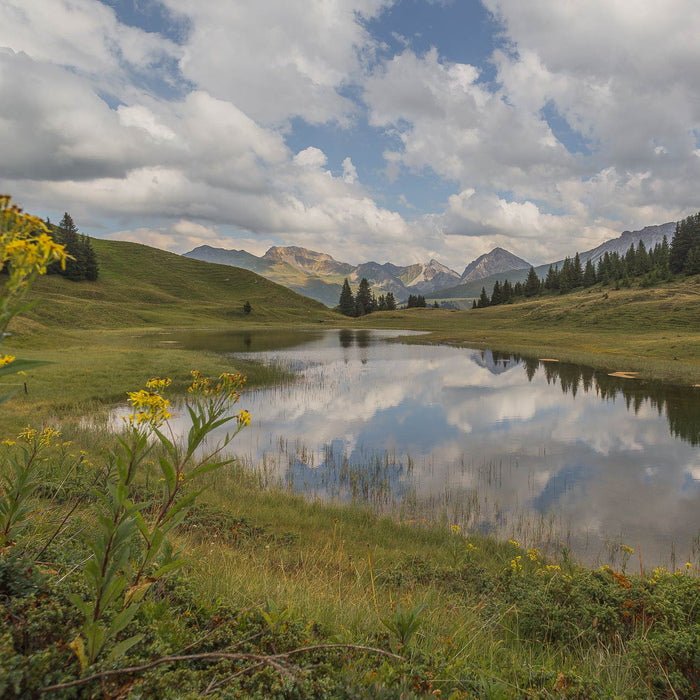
left=2, top=207, right=699, bottom=697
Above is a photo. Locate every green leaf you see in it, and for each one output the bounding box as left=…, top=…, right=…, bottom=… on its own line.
left=105, top=633, right=144, bottom=663
left=108, top=603, right=140, bottom=637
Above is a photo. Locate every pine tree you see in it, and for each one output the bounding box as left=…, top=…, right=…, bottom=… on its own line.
left=355, top=278, right=372, bottom=316
left=502, top=279, right=513, bottom=302
left=477, top=287, right=490, bottom=308
left=524, top=266, right=541, bottom=297
left=544, top=265, right=559, bottom=291
left=491, top=280, right=503, bottom=305
left=385, top=292, right=397, bottom=311
left=58, top=212, right=87, bottom=281
left=583, top=259, right=596, bottom=287
left=471, top=299, right=477, bottom=309
left=83, top=235, right=99, bottom=281
left=670, top=213, right=700, bottom=274
left=338, top=279, right=355, bottom=316
left=243, top=301, right=252, bottom=314
left=572, top=253, right=583, bottom=287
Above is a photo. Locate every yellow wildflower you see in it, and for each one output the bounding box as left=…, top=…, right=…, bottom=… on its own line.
left=450, top=524, right=461, bottom=535
left=145, top=377, right=172, bottom=392
left=127, top=389, right=172, bottom=427
left=236, top=409, right=251, bottom=427
left=17, top=426, right=37, bottom=442
left=620, top=544, right=634, bottom=555
left=510, top=556, right=523, bottom=573
left=1, top=439, right=16, bottom=446
left=527, top=548, right=540, bottom=562
left=39, top=427, right=61, bottom=447
left=508, top=539, right=521, bottom=549
left=466, top=543, right=476, bottom=552
left=0, top=354, right=15, bottom=367
left=685, top=562, right=693, bottom=571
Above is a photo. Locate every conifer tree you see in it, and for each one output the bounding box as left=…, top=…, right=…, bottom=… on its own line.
left=583, top=259, right=596, bottom=287
left=355, top=278, right=372, bottom=316
left=477, top=286, right=490, bottom=308
left=491, top=280, right=503, bottom=305
left=83, top=235, right=99, bottom=281
left=524, top=266, right=541, bottom=297
left=572, top=253, right=583, bottom=287
left=338, top=278, right=355, bottom=316
left=670, top=213, right=700, bottom=274
left=385, top=292, right=397, bottom=310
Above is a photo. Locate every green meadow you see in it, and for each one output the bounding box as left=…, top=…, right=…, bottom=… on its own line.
left=2, top=239, right=700, bottom=698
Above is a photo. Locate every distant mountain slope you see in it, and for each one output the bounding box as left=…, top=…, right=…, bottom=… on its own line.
left=461, top=247, right=531, bottom=282
left=185, top=245, right=343, bottom=306
left=185, top=245, right=462, bottom=305
left=262, top=246, right=353, bottom=276
left=428, top=221, right=678, bottom=302
left=565, top=222, right=675, bottom=267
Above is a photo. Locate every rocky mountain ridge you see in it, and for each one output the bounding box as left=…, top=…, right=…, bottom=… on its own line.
left=185, top=220, right=678, bottom=306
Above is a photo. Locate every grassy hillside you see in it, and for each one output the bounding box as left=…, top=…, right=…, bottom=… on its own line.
left=2, top=238, right=336, bottom=431
left=18, top=238, right=335, bottom=335
left=360, top=276, right=700, bottom=384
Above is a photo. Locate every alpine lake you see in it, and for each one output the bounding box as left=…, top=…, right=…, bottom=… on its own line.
left=119, top=328, right=700, bottom=570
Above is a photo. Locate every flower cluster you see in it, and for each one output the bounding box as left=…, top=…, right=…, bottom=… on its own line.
left=0, top=354, right=15, bottom=368
left=0, top=196, right=68, bottom=296
left=10, top=426, right=61, bottom=447
left=188, top=370, right=246, bottom=400
left=126, top=387, right=172, bottom=427
left=145, top=377, right=172, bottom=392
left=236, top=409, right=252, bottom=427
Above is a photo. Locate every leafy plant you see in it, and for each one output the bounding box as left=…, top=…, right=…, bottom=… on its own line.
left=68, top=371, right=251, bottom=667
left=381, top=602, right=426, bottom=648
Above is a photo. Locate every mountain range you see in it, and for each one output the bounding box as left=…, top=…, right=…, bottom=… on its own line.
left=184, top=221, right=675, bottom=307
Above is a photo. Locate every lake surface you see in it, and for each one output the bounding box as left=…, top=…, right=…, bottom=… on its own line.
left=140, top=328, right=700, bottom=568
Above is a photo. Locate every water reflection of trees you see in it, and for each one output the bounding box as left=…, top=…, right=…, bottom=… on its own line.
left=509, top=354, right=700, bottom=446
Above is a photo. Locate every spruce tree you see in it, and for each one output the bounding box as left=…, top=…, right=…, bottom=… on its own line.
left=491, top=280, right=503, bottom=305
left=572, top=253, right=583, bottom=287
left=338, top=279, right=355, bottom=316
left=355, top=278, right=372, bottom=316
left=670, top=213, right=700, bottom=274
left=524, top=266, right=541, bottom=297
left=477, top=287, right=490, bottom=308
left=58, top=212, right=86, bottom=281
left=82, top=235, right=99, bottom=281
left=385, top=292, right=397, bottom=311
left=583, top=259, right=596, bottom=287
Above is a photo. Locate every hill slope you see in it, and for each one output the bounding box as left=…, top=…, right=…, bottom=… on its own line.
left=20, top=238, right=335, bottom=333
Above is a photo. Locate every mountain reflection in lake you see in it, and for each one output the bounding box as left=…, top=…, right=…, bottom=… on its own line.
left=143, top=328, right=700, bottom=567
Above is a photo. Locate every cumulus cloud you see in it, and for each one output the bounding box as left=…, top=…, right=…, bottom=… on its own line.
left=1, top=0, right=699, bottom=268
left=161, top=0, right=391, bottom=126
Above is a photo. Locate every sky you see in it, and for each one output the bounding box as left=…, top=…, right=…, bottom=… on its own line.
left=1, top=0, right=699, bottom=268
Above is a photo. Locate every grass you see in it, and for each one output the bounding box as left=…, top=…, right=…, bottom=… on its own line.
left=2, top=243, right=700, bottom=696
left=0, top=238, right=336, bottom=434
